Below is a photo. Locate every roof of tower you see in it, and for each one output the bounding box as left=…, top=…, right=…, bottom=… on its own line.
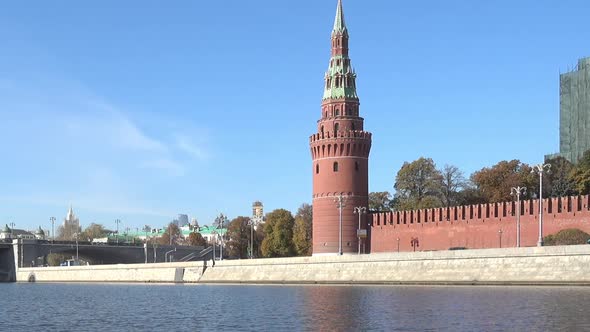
left=2, top=224, right=9, bottom=233
left=333, top=0, right=348, bottom=34
left=67, top=205, right=74, bottom=220
left=35, top=226, right=45, bottom=235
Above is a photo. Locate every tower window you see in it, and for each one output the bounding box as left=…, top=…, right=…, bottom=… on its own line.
left=321, top=125, right=324, bottom=134
left=355, top=161, right=359, bottom=171
left=334, top=123, right=339, bottom=134
left=316, top=164, right=320, bottom=174
left=333, top=162, right=339, bottom=172
left=352, top=123, right=356, bottom=131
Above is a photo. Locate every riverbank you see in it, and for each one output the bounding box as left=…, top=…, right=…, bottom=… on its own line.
left=16, top=245, right=590, bottom=285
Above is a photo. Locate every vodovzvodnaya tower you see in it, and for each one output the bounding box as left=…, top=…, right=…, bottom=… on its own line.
left=310, top=0, right=372, bottom=255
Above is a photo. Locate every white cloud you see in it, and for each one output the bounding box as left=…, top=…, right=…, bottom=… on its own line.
left=175, top=134, right=208, bottom=160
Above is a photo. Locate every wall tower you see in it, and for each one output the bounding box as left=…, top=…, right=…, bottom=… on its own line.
left=310, top=0, right=372, bottom=255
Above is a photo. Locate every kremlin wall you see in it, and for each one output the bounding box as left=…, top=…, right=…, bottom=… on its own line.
left=369, top=195, right=590, bottom=252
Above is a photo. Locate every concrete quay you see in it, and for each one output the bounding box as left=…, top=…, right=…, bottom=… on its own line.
left=16, top=245, right=590, bottom=285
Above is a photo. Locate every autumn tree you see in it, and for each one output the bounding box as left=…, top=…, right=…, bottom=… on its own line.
left=369, top=192, right=392, bottom=211
left=158, top=223, right=181, bottom=246
left=471, top=160, right=536, bottom=203
left=226, top=216, right=251, bottom=259
left=439, top=164, right=467, bottom=208
left=80, top=223, right=111, bottom=241
left=187, top=232, right=207, bottom=247
left=393, top=157, right=443, bottom=210
left=261, top=209, right=295, bottom=258
left=292, top=203, right=313, bottom=256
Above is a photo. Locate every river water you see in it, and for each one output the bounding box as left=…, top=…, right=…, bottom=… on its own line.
left=2, top=284, right=590, bottom=331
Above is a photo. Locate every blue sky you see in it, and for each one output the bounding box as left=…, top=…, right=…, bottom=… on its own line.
left=1, top=0, right=588, bottom=232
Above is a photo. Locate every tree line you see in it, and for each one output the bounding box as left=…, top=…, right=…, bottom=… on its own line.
left=370, top=151, right=590, bottom=212
left=55, top=203, right=314, bottom=259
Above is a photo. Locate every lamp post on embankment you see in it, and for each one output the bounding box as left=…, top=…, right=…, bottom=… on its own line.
left=498, top=229, right=503, bottom=248
left=353, top=206, right=366, bottom=255
left=334, top=194, right=348, bottom=255
left=50, top=217, right=56, bottom=243
left=115, top=219, right=121, bottom=245
left=532, top=163, right=551, bottom=247
left=511, top=186, right=526, bottom=247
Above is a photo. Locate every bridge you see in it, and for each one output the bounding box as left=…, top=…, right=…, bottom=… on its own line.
left=0, top=239, right=213, bottom=282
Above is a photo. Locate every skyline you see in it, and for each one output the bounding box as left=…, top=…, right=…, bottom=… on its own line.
left=1, top=0, right=589, bottom=230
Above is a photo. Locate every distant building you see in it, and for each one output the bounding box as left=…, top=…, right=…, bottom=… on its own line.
left=177, top=214, right=189, bottom=227
left=0, top=225, right=36, bottom=240
left=547, top=57, right=590, bottom=163
left=1, top=225, right=11, bottom=240
left=34, top=227, right=45, bottom=240
left=198, top=225, right=227, bottom=244
left=252, top=201, right=264, bottom=219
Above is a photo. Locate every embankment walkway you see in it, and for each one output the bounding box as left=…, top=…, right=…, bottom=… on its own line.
left=16, top=245, right=590, bottom=285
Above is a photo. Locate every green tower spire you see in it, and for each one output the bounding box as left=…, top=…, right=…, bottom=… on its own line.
left=333, top=0, right=347, bottom=35
left=323, top=0, right=357, bottom=100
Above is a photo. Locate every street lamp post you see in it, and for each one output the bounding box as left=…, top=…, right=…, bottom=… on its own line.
left=74, top=233, right=79, bottom=261
left=510, top=186, right=527, bottom=247
left=50, top=217, right=56, bottom=243
left=397, top=238, right=400, bottom=252
left=211, top=229, right=217, bottom=263
left=165, top=248, right=176, bottom=262
left=532, top=163, right=551, bottom=247
left=247, top=218, right=258, bottom=259
left=353, top=206, right=366, bottom=255
left=9, top=222, right=15, bottom=238
left=498, top=229, right=503, bottom=248
left=334, top=194, right=347, bottom=255
left=215, top=214, right=227, bottom=261
left=115, top=219, right=121, bottom=245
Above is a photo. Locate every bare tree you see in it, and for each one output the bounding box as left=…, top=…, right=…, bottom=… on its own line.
left=440, top=164, right=467, bottom=208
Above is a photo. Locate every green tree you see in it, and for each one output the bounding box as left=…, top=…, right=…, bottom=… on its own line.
left=457, top=185, right=487, bottom=205
left=158, top=223, right=181, bottom=246
left=393, top=157, right=443, bottom=210
left=569, top=151, right=590, bottom=195
left=261, top=209, right=295, bottom=258
left=471, top=160, right=536, bottom=203
left=545, top=156, right=576, bottom=197
left=292, top=203, right=313, bottom=256
left=226, top=216, right=251, bottom=259
left=369, top=192, right=392, bottom=211
left=187, top=232, right=207, bottom=247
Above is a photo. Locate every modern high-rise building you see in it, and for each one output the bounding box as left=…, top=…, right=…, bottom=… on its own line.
left=548, top=57, right=590, bottom=163
left=310, top=0, right=372, bottom=255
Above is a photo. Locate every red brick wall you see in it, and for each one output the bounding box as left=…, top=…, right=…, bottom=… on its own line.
left=369, top=195, right=590, bottom=252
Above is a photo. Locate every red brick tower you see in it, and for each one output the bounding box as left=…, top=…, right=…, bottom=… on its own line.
left=310, top=0, right=372, bottom=255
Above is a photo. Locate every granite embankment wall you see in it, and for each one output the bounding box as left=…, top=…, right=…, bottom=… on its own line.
left=16, top=245, right=590, bottom=285
left=370, top=195, right=590, bottom=252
